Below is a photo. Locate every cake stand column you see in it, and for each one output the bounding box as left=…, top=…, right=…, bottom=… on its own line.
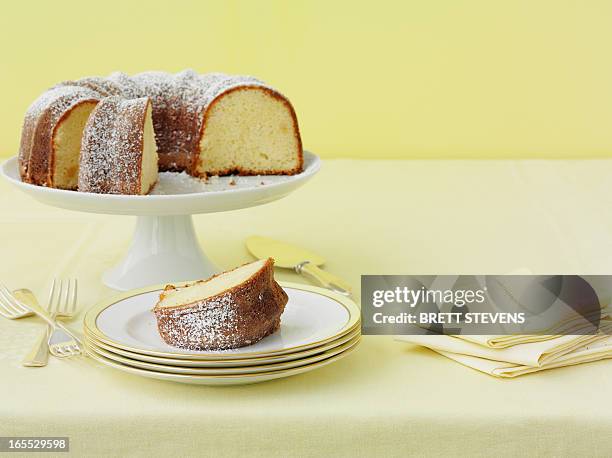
left=103, top=214, right=218, bottom=291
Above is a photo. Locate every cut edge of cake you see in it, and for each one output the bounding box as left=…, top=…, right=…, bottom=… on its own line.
left=139, top=101, right=159, bottom=195
left=154, top=258, right=271, bottom=311
left=51, top=101, right=98, bottom=190
left=152, top=257, right=288, bottom=350
left=193, top=85, right=303, bottom=177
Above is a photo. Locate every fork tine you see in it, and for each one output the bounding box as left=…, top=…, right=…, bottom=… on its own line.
left=53, top=279, right=64, bottom=315
left=0, top=285, right=20, bottom=313
left=48, top=279, right=56, bottom=303
left=55, top=344, right=79, bottom=357
left=53, top=279, right=64, bottom=313
left=55, top=279, right=63, bottom=315
left=0, top=289, right=15, bottom=316
left=0, top=285, right=37, bottom=320
left=65, top=279, right=75, bottom=315
left=47, top=279, right=57, bottom=314
left=52, top=279, right=61, bottom=314
left=61, top=279, right=71, bottom=315
left=0, top=285, right=22, bottom=316
left=70, top=279, right=78, bottom=314
left=14, top=299, right=30, bottom=314
left=0, top=299, right=15, bottom=318
left=59, top=279, right=67, bottom=315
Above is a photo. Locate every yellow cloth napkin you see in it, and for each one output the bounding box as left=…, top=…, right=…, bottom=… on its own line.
left=456, top=309, right=611, bottom=348
left=396, top=333, right=609, bottom=367
left=436, top=336, right=612, bottom=378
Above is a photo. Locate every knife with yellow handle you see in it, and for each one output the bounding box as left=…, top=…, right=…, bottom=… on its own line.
left=246, top=236, right=352, bottom=296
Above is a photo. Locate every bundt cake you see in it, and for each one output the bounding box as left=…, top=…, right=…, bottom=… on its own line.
left=153, top=258, right=287, bottom=351
left=18, top=70, right=303, bottom=195
left=79, top=97, right=158, bottom=195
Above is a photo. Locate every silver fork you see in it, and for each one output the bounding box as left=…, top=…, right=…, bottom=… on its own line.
left=0, top=282, right=82, bottom=359
left=0, top=289, right=34, bottom=319
left=22, top=280, right=78, bottom=366
left=46, top=279, right=81, bottom=358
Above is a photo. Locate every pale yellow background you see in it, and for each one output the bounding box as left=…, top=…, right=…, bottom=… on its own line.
left=2, top=0, right=612, bottom=159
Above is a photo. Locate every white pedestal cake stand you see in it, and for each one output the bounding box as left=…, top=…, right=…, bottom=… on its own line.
left=1, top=152, right=320, bottom=290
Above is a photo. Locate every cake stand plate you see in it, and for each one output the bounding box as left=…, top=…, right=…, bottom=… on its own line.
left=1, top=152, right=320, bottom=290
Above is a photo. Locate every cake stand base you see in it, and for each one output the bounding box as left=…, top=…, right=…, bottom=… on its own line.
left=102, top=215, right=218, bottom=291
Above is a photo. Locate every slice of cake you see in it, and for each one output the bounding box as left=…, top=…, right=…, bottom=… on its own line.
left=18, top=86, right=101, bottom=189
left=153, top=258, right=287, bottom=351
left=50, top=100, right=99, bottom=190
left=194, top=84, right=303, bottom=177
left=78, top=96, right=158, bottom=195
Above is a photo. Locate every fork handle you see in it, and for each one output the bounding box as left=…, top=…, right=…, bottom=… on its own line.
left=14, top=295, right=56, bottom=328
left=22, top=326, right=50, bottom=367
left=13, top=295, right=83, bottom=346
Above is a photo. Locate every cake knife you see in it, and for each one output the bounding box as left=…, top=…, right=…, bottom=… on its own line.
left=246, top=236, right=352, bottom=296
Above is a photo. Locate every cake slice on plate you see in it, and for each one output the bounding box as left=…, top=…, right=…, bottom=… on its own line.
left=153, top=258, right=287, bottom=351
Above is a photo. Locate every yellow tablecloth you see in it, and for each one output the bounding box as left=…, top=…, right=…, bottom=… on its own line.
left=1, top=159, right=611, bottom=457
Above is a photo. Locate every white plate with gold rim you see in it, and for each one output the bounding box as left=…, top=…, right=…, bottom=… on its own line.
left=84, top=325, right=360, bottom=367
left=86, top=335, right=360, bottom=375
left=84, top=282, right=360, bottom=360
left=87, top=341, right=360, bottom=386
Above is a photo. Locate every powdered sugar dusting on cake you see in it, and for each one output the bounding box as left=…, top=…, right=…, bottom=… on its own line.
left=153, top=259, right=287, bottom=351
left=159, top=292, right=243, bottom=350
left=18, top=85, right=103, bottom=185
left=150, top=171, right=206, bottom=194
left=107, top=72, right=143, bottom=98
left=198, top=74, right=276, bottom=113
left=56, top=77, right=123, bottom=97
left=79, top=96, right=149, bottom=194
left=128, top=71, right=208, bottom=168
left=23, top=85, right=100, bottom=123
left=150, top=171, right=291, bottom=194
left=73, top=71, right=275, bottom=167
left=19, top=69, right=299, bottom=189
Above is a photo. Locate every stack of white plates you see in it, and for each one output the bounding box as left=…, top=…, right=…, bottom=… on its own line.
left=83, top=281, right=360, bottom=385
